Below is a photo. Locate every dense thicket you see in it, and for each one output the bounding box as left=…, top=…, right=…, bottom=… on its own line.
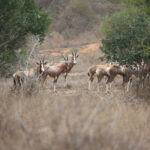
left=100, top=1, right=150, bottom=65
left=0, top=0, right=50, bottom=76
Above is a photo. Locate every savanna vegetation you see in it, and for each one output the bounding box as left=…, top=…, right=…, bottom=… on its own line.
left=0, top=0, right=150, bottom=150
left=100, top=0, right=150, bottom=65
left=0, top=0, right=50, bottom=76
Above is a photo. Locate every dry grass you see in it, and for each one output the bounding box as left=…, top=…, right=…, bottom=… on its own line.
left=37, top=0, right=123, bottom=50
left=1, top=48, right=150, bottom=150
left=0, top=78, right=150, bottom=150
left=1, top=1, right=149, bottom=149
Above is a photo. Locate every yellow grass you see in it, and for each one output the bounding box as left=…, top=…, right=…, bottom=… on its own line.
left=0, top=46, right=150, bottom=150
left=0, top=75, right=150, bottom=150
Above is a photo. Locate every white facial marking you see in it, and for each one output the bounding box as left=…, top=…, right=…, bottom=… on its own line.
left=73, top=56, right=77, bottom=64
left=41, top=63, right=45, bottom=72
left=106, top=84, right=109, bottom=93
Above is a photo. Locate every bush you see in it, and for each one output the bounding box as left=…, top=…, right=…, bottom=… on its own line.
left=100, top=7, right=150, bottom=65
left=0, top=0, right=51, bottom=76
left=108, top=0, right=150, bottom=14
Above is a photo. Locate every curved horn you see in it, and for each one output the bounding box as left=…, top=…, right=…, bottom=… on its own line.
left=36, top=54, right=41, bottom=61
left=71, top=49, right=75, bottom=55
left=74, top=49, right=77, bottom=54
left=42, top=56, right=45, bottom=63
left=66, top=55, right=68, bottom=61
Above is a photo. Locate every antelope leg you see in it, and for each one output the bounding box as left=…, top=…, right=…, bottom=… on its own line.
left=88, top=80, right=91, bottom=90
left=109, top=82, right=112, bottom=89
left=88, top=76, right=94, bottom=90
left=65, top=77, right=68, bottom=87
left=53, top=77, right=58, bottom=92
left=64, top=74, right=68, bottom=86
left=97, top=82, right=100, bottom=92
left=126, top=80, right=131, bottom=92
left=105, top=84, right=109, bottom=93
left=53, top=83, right=56, bottom=92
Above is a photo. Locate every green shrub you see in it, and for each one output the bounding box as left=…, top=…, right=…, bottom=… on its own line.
left=100, top=7, right=139, bottom=34
left=0, top=0, right=51, bottom=76
left=100, top=7, right=150, bottom=65
left=108, top=0, right=150, bottom=14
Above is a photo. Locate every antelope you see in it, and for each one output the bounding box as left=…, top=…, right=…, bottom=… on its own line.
left=88, top=64, right=109, bottom=91
left=96, top=63, right=125, bottom=93
left=120, top=65, right=135, bottom=92
left=87, top=61, right=120, bottom=92
left=142, top=63, right=150, bottom=85
left=63, top=50, right=79, bottom=86
left=12, top=58, right=47, bottom=91
left=41, top=50, right=79, bottom=91
left=120, top=62, right=148, bottom=92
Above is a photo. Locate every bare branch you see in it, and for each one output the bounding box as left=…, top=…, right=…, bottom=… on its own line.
left=26, top=36, right=39, bottom=70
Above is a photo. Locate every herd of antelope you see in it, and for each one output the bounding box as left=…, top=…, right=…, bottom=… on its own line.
left=12, top=49, right=150, bottom=93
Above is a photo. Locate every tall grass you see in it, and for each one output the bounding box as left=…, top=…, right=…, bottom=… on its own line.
left=0, top=78, right=150, bottom=150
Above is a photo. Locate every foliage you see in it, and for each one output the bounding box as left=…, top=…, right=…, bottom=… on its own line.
left=100, top=7, right=150, bottom=65
left=124, top=0, right=150, bottom=15
left=107, top=0, right=121, bottom=3
left=108, top=0, right=150, bottom=14
left=0, top=0, right=51, bottom=76
left=100, top=7, right=139, bottom=34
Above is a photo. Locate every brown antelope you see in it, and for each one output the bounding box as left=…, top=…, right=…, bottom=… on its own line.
left=41, top=50, right=79, bottom=91
left=120, top=65, right=135, bottom=92
left=13, top=58, right=47, bottom=91
left=106, top=63, right=142, bottom=92
left=41, top=56, right=69, bottom=92
left=96, top=63, right=125, bottom=93
left=120, top=62, right=147, bottom=92
left=88, top=62, right=120, bottom=92
left=142, top=63, right=150, bottom=85
left=87, top=64, right=109, bottom=91
left=63, top=50, right=79, bottom=86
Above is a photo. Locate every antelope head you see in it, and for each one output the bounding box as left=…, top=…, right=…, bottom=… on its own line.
left=36, top=56, right=47, bottom=73
left=71, top=49, right=79, bottom=65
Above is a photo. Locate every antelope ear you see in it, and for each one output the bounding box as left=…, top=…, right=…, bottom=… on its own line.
left=62, top=55, right=67, bottom=61
left=44, top=62, right=47, bottom=65
left=66, top=56, right=68, bottom=61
